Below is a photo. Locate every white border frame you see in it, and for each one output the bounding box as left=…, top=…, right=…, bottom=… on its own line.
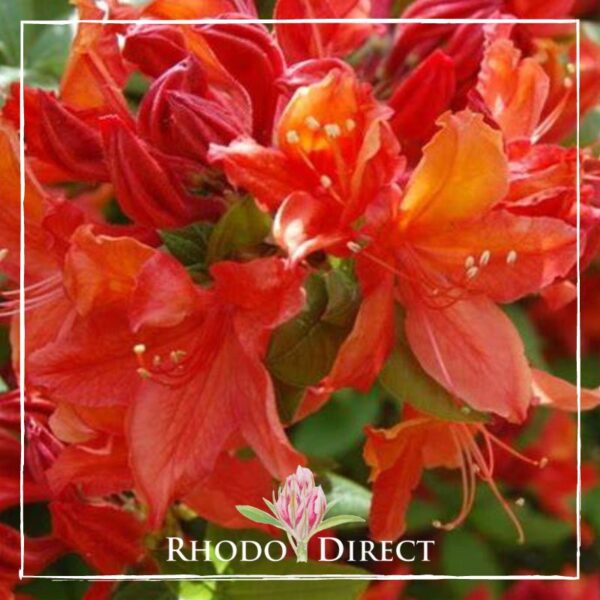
left=18, top=16, right=581, bottom=583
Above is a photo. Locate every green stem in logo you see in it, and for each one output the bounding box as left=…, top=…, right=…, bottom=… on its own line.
left=296, top=540, right=308, bottom=563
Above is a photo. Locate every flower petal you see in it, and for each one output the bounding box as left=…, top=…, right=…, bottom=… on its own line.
left=405, top=296, right=531, bottom=422
left=401, top=110, right=509, bottom=232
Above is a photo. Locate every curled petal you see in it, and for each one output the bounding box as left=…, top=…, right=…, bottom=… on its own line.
left=401, top=110, right=509, bottom=232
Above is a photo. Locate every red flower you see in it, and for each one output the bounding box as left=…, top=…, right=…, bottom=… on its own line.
left=28, top=227, right=306, bottom=526
left=364, top=407, right=547, bottom=542
left=212, top=68, right=401, bottom=260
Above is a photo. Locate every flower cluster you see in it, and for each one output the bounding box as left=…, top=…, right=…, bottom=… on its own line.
left=1, top=0, right=599, bottom=595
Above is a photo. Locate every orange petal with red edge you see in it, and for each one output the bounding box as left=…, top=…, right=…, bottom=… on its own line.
left=401, top=110, right=508, bottom=232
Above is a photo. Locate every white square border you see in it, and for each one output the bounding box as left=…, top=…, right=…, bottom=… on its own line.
left=17, top=16, right=582, bottom=583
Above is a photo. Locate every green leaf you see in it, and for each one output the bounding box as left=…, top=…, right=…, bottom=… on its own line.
left=235, top=506, right=284, bottom=529
left=206, top=197, right=271, bottom=264
left=504, top=304, right=548, bottom=369
left=319, top=473, right=371, bottom=521
left=441, top=529, right=502, bottom=597
left=380, top=333, right=487, bottom=423
left=314, top=515, right=365, bottom=533
left=25, top=23, right=71, bottom=80
left=219, top=559, right=369, bottom=597
left=267, top=271, right=359, bottom=388
left=292, top=388, right=380, bottom=458
left=0, top=0, right=32, bottom=66
left=470, top=486, right=572, bottom=547
left=160, top=222, right=213, bottom=266
left=114, top=581, right=177, bottom=600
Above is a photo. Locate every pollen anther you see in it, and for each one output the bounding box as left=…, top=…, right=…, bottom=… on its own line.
left=324, top=123, right=342, bottom=138
left=133, top=344, right=146, bottom=355
left=137, top=367, right=151, bottom=379
left=466, top=266, right=479, bottom=280
left=320, top=175, right=333, bottom=188
left=345, top=118, right=356, bottom=132
left=0, top=248, right=7, bottom=262
left=479, top=250, right=491, bottom=266
left=465, top=256, right=475, bottom=269
left=286, top=130, right=300, bottom=144
left=305, top=116, right=321, bottom=131
left=506, top=250, right=518, bottom=265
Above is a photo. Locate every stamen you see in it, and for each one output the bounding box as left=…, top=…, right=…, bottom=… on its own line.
left=515, top=497, right=525, bottom=507
left=0, top=248, right=7, bottom=262
left=506, top=250, right=517, bottom=265
left=286, top=130, right=300, bottom=144
left=464, top=256, right=475, bottom=269
left=324, top=123, right=341, bottom=138
left=479, top=250, right=491, bottom=266
left=345, top=118, right=356, bottom=132
left=347, top=241, right=362, bottom=253
left=137, top=368, right=151, bottom=379
left=320, top=175, right=333, bottom=189
left=170, top=350, right=187, bottom=364
left=133, top=344, right=146, bottom=356
left=466, top=266, right=479, bottom=280
left=305, top=116, right=320, bottom=131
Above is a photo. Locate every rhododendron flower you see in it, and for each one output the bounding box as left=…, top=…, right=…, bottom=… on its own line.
left=0, top=1, right=595, bottom=589
left=211, top=67, right=402, bottom=260
left=364, top=408, right=548, bottom=542
left=303, top=110, right=578, bottom=422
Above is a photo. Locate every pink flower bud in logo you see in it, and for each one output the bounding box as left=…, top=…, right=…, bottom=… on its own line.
left=273, top=466, right=327, bottom=561
left=236, top=465, right=363, bottom=562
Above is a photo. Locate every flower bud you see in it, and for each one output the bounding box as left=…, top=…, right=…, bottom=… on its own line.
left=274, top=466, right=327, bottom=544
left=123, top=24, right=187, bottom=78
left=100, top=115, right=197, bottom=228
left=198, top=22, right=285, bottom=143
left=138, top=56, right=251, bottom=164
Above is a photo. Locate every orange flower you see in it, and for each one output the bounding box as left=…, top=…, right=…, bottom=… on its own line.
left=364, top=408, right=547, bottom=542
left=211, top=68, right=401, bottom=260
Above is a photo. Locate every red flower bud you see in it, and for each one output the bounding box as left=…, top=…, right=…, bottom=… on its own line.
left=123, top=24, right=187, bottom=78
left=138, top=56, right=251, bottom=163
left=101, top=116, right=199, bottom=228
left=389, top=50, right=456, bottom=161
left=37, top=92, right=108, bottom=182
left=198, top=22, right=285, bottom=143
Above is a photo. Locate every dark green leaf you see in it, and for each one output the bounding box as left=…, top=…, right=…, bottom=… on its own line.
left=114, top=581, right=177, bottom=600
left=219, top=559, right=369, bottom=597
left=206, top=197, right=271, bottom=264
left=160, top=222, right=214, bottom=280
left=470, top=485, right=572, bottom=547
left=292, top=388, right=380, bottom=458
left=267, top=271, right=359, bottom=388
left=441, top=529, right=502, bottom=597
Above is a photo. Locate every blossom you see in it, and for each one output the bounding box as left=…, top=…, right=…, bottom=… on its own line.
left=364, top=407, right=548, bottom=542
left=211, top=67, right=401, bottom=260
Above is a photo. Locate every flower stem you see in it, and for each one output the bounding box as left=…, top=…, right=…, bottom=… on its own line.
left=296, top=541, right=308, bottom=563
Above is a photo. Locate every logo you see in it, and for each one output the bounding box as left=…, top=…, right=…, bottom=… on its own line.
left=236, top=466, right=364, bottom=562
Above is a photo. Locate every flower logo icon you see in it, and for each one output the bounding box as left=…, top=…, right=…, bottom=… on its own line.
left=237, top=466, right=364, bottom=562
